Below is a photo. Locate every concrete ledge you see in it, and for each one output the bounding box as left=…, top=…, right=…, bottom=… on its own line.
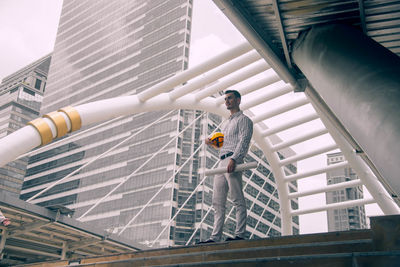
left=370, top=214, right=400, bottom=251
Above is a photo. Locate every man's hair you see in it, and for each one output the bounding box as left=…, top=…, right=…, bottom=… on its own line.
left=225, top=90, right=241, bottom=99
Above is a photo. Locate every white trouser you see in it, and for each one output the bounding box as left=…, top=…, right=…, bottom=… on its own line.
left=210, top=157, right=247, bottom=241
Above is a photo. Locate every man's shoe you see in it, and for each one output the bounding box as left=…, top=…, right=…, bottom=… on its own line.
left=197, top=239, right=216, bottom=244
left=225, top=236, right=244, bottom=241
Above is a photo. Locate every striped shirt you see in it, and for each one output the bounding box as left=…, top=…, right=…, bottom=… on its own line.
left=219, top=110, right=253, bottom=164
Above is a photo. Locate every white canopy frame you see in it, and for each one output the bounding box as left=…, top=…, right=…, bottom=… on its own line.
left=1, top=42, right=398, bottom=236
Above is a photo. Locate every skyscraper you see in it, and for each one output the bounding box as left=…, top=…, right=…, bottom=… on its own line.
left=20, top=0, right=298, bottom=247
left=325, top=152, right=367, bottom=231
left=0, top=54, right=51, bottom=197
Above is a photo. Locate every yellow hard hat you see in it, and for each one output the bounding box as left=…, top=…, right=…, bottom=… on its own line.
left=210, top=132, right=224, bottom=148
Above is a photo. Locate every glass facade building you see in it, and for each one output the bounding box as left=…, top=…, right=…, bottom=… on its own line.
left=325, top=152, right=367, bottom=231
left=0, top=55, right=50, bottom=197
left=20, top=0, right=298, bottom=248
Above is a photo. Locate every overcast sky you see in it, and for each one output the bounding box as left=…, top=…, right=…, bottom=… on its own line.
left=0, top=0, right=62, bottom=80
left=0, top=0, right=383, bottom=234
left=0, top=0, right=244, bottom=80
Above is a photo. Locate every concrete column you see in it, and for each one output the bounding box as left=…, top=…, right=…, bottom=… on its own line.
left=292, top=24, right=400, bottom=202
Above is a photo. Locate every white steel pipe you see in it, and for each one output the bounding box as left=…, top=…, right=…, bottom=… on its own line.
left=0, top=94, right=228, bottom=169
left=271, top=128, right=329, bottom=152
left=200, top=162, right=258, bottom=176
left=239, top=70, right=280, bottom=95
left=194, top=60, right=269, bottom=101
left=291, top=198, right=376, bottom=216
left=169, top=50, right=261, bottom=100
left=261, top=113, right=319, bottom=137
left=252, top=97, right=309, bottom=123
left=241, top=83, right=293, bottom=110
left=279, top=143, right=338, bottom=166
left=307, top=87, right=400, bottom=214
left=0, top=126, right=42, bottom=167
left=251, top=126, right=293, bottom=235
left=17, top=115, right=125, bottom=160
left=137, top=42, right=253, bottom=102
left=288, top=179, right=363, bottom=199
left=285, top=161, right=350, bottom=182
left=215, top=71, right=281, bottom=105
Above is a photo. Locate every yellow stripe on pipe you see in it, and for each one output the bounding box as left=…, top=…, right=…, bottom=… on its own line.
left=59, top=106, right=82, bottom=132
left=28, top=118, right=53, bottom=145
left=44, top=112, right=68, bottom=138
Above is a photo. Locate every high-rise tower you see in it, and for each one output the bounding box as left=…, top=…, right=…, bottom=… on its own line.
left=0, top=54, right=50, bottom=197
left=326, top=152, right=367, bottom=231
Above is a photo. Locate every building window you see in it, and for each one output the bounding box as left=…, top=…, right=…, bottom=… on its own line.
left=23, top=87, right=35, bottom=96
left=34, top=79, right=42, bottom=90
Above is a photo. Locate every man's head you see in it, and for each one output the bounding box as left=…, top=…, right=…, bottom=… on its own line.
left=224, top=90, right=241, bottom=113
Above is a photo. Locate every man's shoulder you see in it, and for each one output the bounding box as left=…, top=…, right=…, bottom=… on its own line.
left=239, top=113, right=253, bottom=123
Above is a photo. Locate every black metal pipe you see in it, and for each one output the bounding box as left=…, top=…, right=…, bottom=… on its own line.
left=292, top=23, right=400, bottom=200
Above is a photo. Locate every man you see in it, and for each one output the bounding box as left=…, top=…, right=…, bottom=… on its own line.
left=201, top=90, right=253, bottom=243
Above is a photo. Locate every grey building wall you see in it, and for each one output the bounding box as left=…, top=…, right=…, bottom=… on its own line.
left=0, top=55, right=51, bottom=197
left=326, top=152, right=367, bottom=231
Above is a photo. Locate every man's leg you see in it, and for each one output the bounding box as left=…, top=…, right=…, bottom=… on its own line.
left=210, top=172, right=228, bottom=241
left=228, top=171, right=247, bottom=238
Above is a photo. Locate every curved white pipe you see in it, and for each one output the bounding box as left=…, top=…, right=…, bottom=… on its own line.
left=0, top=92, right=295, bottom=235
left=252, top=124, right=292, bottom=235
left=0, top=126, right=42, bottom=167
left=201, top=162, right=258, bottom=176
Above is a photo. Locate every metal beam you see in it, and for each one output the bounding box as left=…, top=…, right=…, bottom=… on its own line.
left=170, top=50, right=262, bottom=100
left=252, top=97, right=309, bottom=123
left=6, top=245, right=61, bottom=258
left=138, top=42, right=252, bottom=102
left=271, top=0, right=292, bottom=67
left=68, top=238, right=102, bottom=251
left=285, top=161, right=350, bottom=182
left=279, top=143, right=338, bottom=166
left=271, top=128, right=329, bottom=152
left=291, top=198, right=376, bottom=216
left=261, top=113, right=319, bottom=137
left=8, top=220, right=52, bottom=238
left=212, top=0, right=299, bottom=88
left=13, top=235, right=63, bottom=249
left=241, top=83, right=293, bottom=110
left=358, top=0, right=367, bottom=34
left=194, top=59, right=269, bottom=101
left=288, top=179, right=363, bottom=199
left=215, top=72, right=281, bottom=105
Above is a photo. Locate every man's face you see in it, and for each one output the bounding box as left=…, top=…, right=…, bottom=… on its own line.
left=224, top=92, right=240, bottom=110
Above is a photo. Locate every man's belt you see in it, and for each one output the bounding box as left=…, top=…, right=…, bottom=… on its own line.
left=220, top=152, right=233, bottom=160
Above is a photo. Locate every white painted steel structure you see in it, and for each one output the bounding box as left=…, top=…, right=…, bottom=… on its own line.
left=0, top=42, right=398, bottom=236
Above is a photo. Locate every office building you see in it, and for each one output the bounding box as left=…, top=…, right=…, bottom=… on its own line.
left=20, top=0, right=298, bottom=247
left=326, top=152, right=367, bottom=231
left=0, top=54, right=51, bottom=197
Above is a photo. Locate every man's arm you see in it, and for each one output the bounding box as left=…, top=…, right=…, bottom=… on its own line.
left=231, top=116, right=253, bottom=163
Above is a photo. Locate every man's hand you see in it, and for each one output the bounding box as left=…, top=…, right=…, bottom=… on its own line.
left=205, top=138, right=212, bottom=146
left=227, top=159, right=236, bottom=173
